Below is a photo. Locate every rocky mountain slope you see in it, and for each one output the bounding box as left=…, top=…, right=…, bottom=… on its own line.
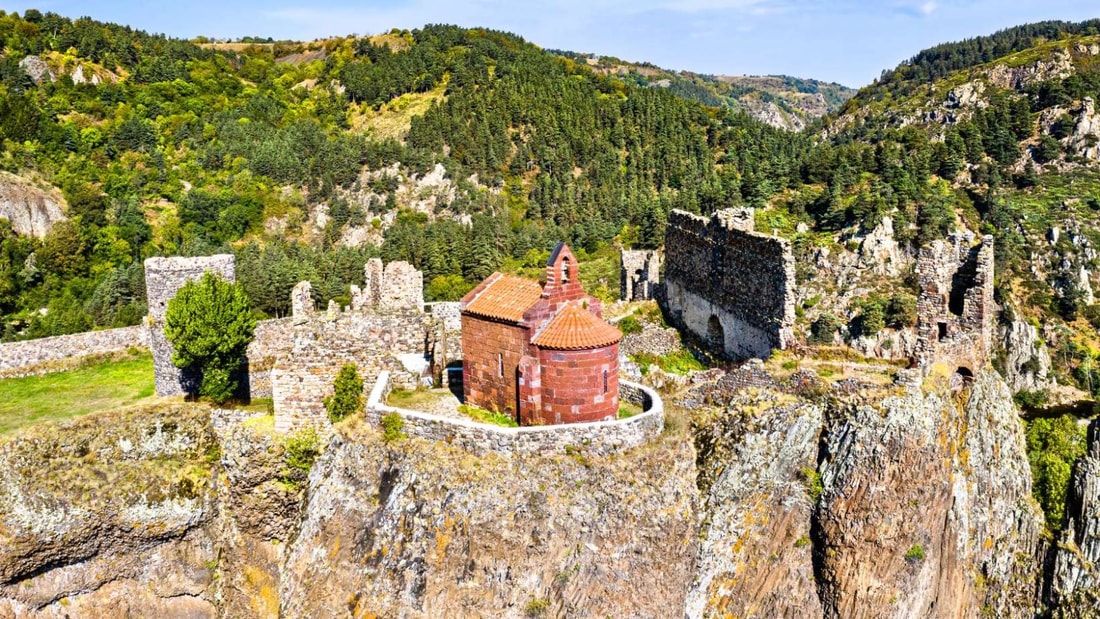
left=553, top=50, right=855, bottom=131
left=0, top=172, right=65, bottom=238
left=0, top=365, right=1064, bottom=617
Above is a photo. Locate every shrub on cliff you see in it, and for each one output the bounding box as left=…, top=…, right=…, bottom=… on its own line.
left=1026, top=415, right=1087, bottom=532
left=325, top=363, right=364, bottom=423
left=810, top=313, right=841, bottom=344
left=381, top=412, right=406, bottom=443
left=164, top=272, right=256, bottom=404
left=279, top=426, right=321, bottom=490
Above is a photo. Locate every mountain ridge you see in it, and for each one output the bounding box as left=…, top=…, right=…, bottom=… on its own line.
left=550, top=48, right=855, bottom=131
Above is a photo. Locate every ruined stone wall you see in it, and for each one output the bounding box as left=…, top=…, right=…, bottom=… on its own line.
left=663, top=208, right=796, bottom=360
left=144, top=255, right=236, bottom=396
left=243, top=317, right=298, bottom=399
left=429, top=302, right=462, bottom=332
left=0, top=326, right=148, bottom=378
left=291, top=281, right=313, bottom=318
left=361, top=258, right=424, bottom=312
left=367, top=372, right=664, bottom=456
left=620, top=249, right=661, bottom=301
left=915, top=233, right=995, bottom=373
left=272, top=310, right=434, bottom=432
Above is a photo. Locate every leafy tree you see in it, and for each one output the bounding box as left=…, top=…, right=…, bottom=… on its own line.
left=426, top=274, right=474, bottom=302
left=164, top=272, right=256, bottom=403
left=852, top=295, right=886, bottom=338
left=324, top=363, right=364, bottom=423
left=810, top=313, right=841, bottom=344
left=1026, top=415, right=1087, bottom=532
left=885, top=292, right=918, bottom=328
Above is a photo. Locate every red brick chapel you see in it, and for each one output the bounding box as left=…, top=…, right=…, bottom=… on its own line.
left=459, top=242, right=622, bottom=426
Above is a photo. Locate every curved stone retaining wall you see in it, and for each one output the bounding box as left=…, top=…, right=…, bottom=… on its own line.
left=0, top=326, right=148, bottom=378
left=366, top=372, right=664, bottom=456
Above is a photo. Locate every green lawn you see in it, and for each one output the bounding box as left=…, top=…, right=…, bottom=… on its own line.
left=0, top=352, right=156, bottom=435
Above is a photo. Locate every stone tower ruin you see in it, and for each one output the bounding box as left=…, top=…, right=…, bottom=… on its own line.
left=144, top=254, right=236, bottom=396
left=663, top=207, right=796, bottom=360
left=914, top=232, right=995, bottom=375
left=354, top=258, right=424, bottom=312
left=620, top=249, right=662, bottom=301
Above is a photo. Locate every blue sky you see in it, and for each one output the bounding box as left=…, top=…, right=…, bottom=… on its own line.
left=1, top=1, right=1098, bottom=86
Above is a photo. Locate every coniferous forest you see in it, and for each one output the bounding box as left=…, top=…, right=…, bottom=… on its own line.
left=4, top=12, right=1100, bottom=407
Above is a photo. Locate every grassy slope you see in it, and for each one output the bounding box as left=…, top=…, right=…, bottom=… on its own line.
left=0, top=352, right=156, bottom=435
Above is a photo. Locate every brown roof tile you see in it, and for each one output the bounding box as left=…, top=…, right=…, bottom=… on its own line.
left=531, top=303, right=621, bottom=350
left=462, top=273, right=543, bottom=322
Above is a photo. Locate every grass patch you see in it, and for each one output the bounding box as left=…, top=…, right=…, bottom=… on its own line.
left=228, top=398, right=273, bottom=414
left=617, top=314, right=642, bottom=335
left=801, top=466, right=824, bottom=503
left=631, top=349, right=705, bottom=375
left=387, top=387, right=446, bottom=409
left=458, top=403, right=519, bottom=427
left=242, top=413, right=276, bottom=435
left=618, top=401, right=643, bottom=419
left=0, top=351, right=156, bottom=435
left=350, top=82, right=447, bottom=140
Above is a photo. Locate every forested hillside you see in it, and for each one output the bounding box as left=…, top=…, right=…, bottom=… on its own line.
left=0, top=11, right=807, bottom=338
left=551, top=50, right=855, bottom=131
left=783, top=20, right=1100, bottom=405
left=5, top=10, right=1100, bottom=409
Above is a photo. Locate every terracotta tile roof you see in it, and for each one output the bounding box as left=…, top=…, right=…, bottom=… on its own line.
left=462, top=273, right=543, bottom=322
left=531, top=303, right=622, bottom=350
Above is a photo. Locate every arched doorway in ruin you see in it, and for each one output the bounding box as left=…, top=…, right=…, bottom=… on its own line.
left=706, top=314, right=724, bottom=351
left=951, top=366, right=975, bottom=390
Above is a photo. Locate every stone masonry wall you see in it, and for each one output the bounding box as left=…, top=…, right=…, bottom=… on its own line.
left=620, top=249, right=661, bottom=301
left=244, top=317, right=298, bottom=399
left=144, top=255, right=236, bottom=397
left=0, top=326, right=148, bottom=378
left=367, top=371, right=664, bottom=456
left=272, top=310, right=434, bottom=432
left=536, top=344, right=620, bottom=425
left=664, top=208, right=796, bottom=360
left=460, top=315, right=530, bottom=418
left=361, top=258, right=424, bottom=312
left=915, top=232, right=995, bottom=373
left=429, top=302, right=462, bottom=332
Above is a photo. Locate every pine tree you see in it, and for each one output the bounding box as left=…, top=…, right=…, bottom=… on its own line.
left=164, top=272, right=256, bottom=404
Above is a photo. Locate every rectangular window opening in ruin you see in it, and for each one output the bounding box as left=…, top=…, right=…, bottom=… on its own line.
left=937, top=322, right=948, bottom=341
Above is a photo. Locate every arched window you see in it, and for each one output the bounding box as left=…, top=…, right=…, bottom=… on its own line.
left=561, top=256, right=570, bottom=283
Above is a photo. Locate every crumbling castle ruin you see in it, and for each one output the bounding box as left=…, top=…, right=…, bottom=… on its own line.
left=144, top=254, right=237, bottom=397
left=142, top=254, right=454, bottom=432
left=663, top=207, right=796, bottom=360
left=914, top=232, right=995, bottom=376
left=620, top=249, right=661, bottom=302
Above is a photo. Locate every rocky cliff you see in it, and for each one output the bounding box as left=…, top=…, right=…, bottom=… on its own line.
left=814, top=369, right=1042, bottom=618
left=0, top=172, right=66, bottom=238
left=1047, top=418, right=1100, bottom=615
left=683, top=368, right=1044, bottom=618
left=0, top=368, right=1077, bottom=618
left=0, top=407, right=698, bottom=618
